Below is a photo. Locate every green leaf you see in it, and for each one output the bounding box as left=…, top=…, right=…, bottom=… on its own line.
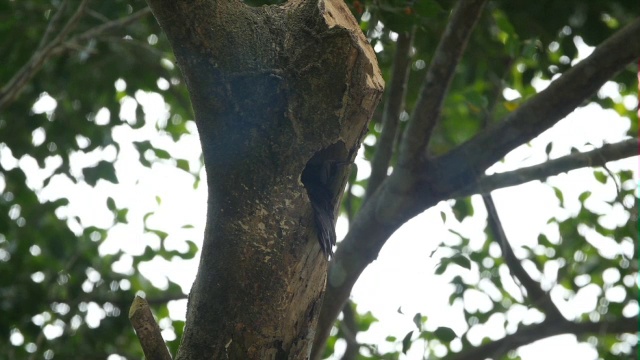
left=435, top=260, right=448, bottom=275
left=132, top=104, right=146, bottom=129
left=155, top=148, right=171, bottom=159
left=449, top=254, right=472, bottom=270
left=143, top=211, right=154, bottom=223
left=182, top=240, right=199, bottom=260
left=544, top=142, right=553, bottom=156
left=434, top=326, right=456, bottom=342
left=106, top=197, right=116, bottom=211
left=552, top=187, right=564, bottom=207
left=133, top=140, right=153, bottom=167
left=138, top=246, right=156, bottom=262
left=465, top=91, right=488, bottom=109
left=147, top=229, right=169, bottom=242
left=452, top=198, right=474, bottom=221
left=177, top=159, right=190, bottom=172
left=357, top=311, right=378, bottom=332
left=505, top=36, right=521, bottom=57
left=593, top=170, right=608, bottom=184
left=116, top=209, right=129, bottom=224
left=538, top=234, right=552, bottom=247
left=521, top=39, right=541, bottom=58
left=578, top=191, right=592, bottom=203
left=401, top=331, right=413, bottom=354
left=82, top=160, right=118, bottom=186
left=412, top=312, right=422, bottom=330
left=493, top=9, right=516, bottom=35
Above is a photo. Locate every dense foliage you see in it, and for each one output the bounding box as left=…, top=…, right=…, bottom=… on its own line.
left=0, top=0, right=636, bottom=359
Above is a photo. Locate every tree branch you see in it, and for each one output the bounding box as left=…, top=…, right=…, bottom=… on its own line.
left=366, top=29, right=415, bottom=200
left=339, top=301, right=360, bottom=360
left=482, top=194, right=563, bottom=319
left=0, top=0, right=88, bottom=110
left=456, top=138, right=639, bottom=198
left=397, top=0, right=488, bottom=168
left=433, top=17, right=640, bottom=195
left=51, top=7, right=153, bottom=57
left=481, top=57, right=515, bottom=128
left=446, top=316, right=637, bottom=360
left=315, top=17, right=640, bottom=355
left=37, top=0, right=71, bottom=49
left=129, top=296, right=173, bottom=360
left=0, top=5, right=152, bottom=111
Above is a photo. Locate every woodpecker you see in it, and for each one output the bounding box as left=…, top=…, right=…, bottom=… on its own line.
left=301, top=159, right=350, bottom=258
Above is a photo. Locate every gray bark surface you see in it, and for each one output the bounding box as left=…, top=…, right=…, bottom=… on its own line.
left=145, top=0, right=383, bottom=358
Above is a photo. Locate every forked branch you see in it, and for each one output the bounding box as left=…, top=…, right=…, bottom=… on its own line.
left=455, top=138, right=639, bottom=198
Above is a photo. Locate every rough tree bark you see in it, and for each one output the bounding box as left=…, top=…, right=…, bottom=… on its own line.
left=144, top=0, right=383, bottom=358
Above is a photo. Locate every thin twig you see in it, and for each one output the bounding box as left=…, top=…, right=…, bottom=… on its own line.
left=0, top=5, right=151, bottom=111
left=455, top=138, right=639, bottom=198
left=0, top=0, right=88, bottom=110
left=397, top=0, right=488, bottom=168
left=366, top=28, right=415, bottom=200
left=481, top=58, right=514, bottom=128
left=51, top=7, right=152, bottom=57
left=339, top=301, right=360, bottom=360
left=86, top=8, right=111, bottom=23
left=37, top=0, right=71, bottom=49
left=482, top=194, right=564, bottom=319
left=446, top=316, right=636, bottom=360
left=27, top=252, right=80, bottom=360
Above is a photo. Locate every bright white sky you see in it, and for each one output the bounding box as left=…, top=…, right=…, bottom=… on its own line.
left=2, top=37, right=637, bottom=359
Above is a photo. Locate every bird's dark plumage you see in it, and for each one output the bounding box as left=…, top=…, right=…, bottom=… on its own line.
left=301, top=159, right=349, bottom=258
left=310, top=201, right=336, bottom=257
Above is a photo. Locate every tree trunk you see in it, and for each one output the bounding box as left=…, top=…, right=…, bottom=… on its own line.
left=145, top=0, right=383, bottom=358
